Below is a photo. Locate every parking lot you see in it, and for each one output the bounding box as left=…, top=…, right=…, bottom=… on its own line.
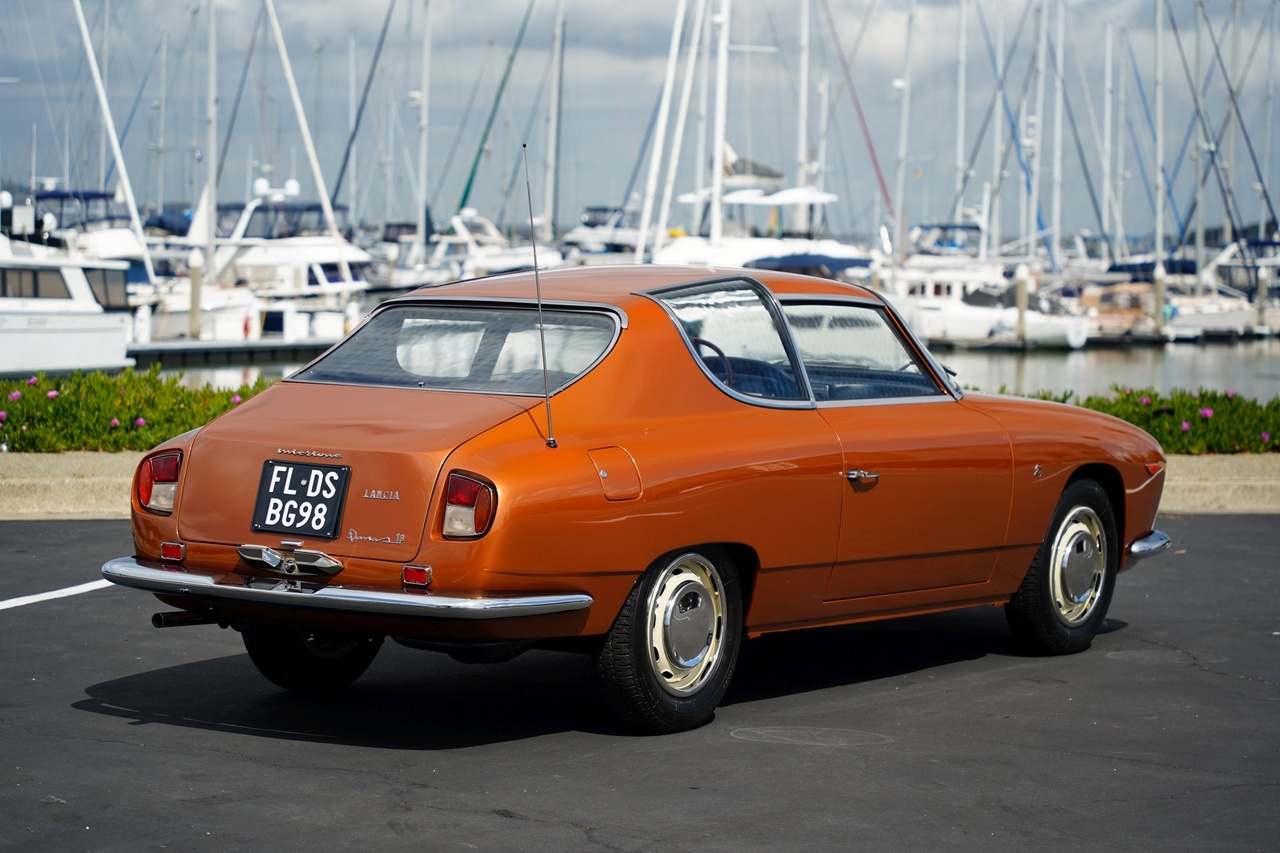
left=1, top=513, right=1276, bottom=851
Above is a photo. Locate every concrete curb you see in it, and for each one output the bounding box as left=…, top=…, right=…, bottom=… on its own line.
left=0, top=451, right=1276, bottom=520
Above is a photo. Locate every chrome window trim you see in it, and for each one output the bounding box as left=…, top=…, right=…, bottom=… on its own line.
left=643, top=274, right=817, bottom=410
left=777, top=293, right=963, bottom=401
left=284, top=299, right=625, bottom=397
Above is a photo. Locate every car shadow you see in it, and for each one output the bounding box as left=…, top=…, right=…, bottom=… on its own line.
left=723, top=606, right=1130, bottom=706
left=73, top=608, right=1129, bottom=746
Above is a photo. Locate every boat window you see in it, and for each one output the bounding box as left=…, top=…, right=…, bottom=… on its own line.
left=655, top=280, right=806, bottom=401
left=782, top=302, right=944, bottom=401
left=85, top=268, right=130, bottom=310
left=290, top=304, right=618, bottom=395
left=0, top=268, right=71, bottom=300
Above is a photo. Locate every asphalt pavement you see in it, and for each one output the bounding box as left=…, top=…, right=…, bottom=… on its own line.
left=0, top=513, right=1276, bottom=851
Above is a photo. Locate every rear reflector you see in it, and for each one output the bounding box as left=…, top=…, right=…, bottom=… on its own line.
left=443, top=472, right=496, bottom=539
left=138, top=452, right=182, bottom=514
left=403, top=565, right=433, bottom=587
left=160, top=542, right=185, bottom=562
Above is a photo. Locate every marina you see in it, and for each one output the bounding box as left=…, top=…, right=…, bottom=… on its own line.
left=3, top=1, right=1279, bottom=384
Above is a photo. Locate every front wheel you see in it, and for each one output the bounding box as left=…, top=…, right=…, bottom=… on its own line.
left=1006, top=479, right=1118, bottom=654
left=594, top=547, right=742, bottom=733
left=241, top=624, right=383, bottom=692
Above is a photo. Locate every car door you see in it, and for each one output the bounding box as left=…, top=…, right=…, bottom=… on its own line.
left=781, top=299, right=1014, bottom=601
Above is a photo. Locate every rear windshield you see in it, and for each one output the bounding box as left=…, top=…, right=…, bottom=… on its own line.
left=291, top=304, right=617, bottom=394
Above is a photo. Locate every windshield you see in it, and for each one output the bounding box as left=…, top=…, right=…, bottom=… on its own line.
left=291, top=303, right=618, bottom=395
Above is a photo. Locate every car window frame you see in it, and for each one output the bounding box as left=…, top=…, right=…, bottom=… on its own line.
left=777, top=293, right=963, bottom=406
left=284, top=296, right=627, bottom=397
left=644, top=275, right=816, bottom=410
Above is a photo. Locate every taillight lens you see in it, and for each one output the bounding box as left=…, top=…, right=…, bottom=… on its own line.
left=442, top=472, right=496, bottom=539
left=138, top=452, right=181, bottom=514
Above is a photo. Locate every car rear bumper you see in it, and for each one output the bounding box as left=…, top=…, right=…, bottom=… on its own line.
left=1124, top=530, right=1171, bottom=567
left=101, top=556, right=594, bottom=620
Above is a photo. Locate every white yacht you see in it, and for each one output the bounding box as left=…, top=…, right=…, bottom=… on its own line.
left=1, top=223, right=133, bottom=375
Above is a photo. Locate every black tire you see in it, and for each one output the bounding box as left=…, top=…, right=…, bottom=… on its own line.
left=1006, top=479, right=1118, bottom=655
left=594, top=547, right=743, bottom=733
left=241, top=624, right=383, bottom=692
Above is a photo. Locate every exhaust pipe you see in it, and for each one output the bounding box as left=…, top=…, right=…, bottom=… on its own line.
left=151, top=610, right=219, bottom=629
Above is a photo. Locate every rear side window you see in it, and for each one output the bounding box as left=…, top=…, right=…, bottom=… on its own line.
left=292, top=304, right=617, bottom=394
left=782, top=302, right=943, bottom=401
left=655, top=280, right=806, bottom=401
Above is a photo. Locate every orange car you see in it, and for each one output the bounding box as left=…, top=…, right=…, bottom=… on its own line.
left=103, top=265, right=1170, bottom=732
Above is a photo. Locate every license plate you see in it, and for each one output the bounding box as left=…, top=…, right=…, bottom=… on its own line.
left=251, top=461, right=351, bottom=539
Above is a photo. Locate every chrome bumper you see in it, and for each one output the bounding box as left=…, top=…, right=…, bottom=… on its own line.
left=1125, top=530, right=1172, bottom=565
left=101, top=557, right=593, bottom=620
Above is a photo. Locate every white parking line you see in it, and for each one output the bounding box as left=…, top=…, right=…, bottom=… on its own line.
left=0, top=579, right=113, bottom=611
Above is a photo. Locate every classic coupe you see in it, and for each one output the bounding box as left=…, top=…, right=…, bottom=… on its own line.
left=103, top=265, right=1170, bottom=732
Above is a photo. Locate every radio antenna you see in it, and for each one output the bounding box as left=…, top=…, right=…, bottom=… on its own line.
left=522, top=143, right=557, bottom=449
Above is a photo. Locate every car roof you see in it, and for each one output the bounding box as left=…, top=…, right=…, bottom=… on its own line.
left=389, top=264, right=881, bottom=310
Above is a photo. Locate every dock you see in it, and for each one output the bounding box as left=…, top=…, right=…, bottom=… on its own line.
left=128, top=337, right=338, bottom=368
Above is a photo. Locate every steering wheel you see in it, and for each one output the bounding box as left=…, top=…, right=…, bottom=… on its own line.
left=691, top=337, right=733, bottom=387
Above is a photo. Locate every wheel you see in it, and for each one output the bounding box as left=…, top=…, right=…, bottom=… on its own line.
left=1006, top=479, right=1118, bottom=654
left=594, top=547, right=742, bottom=733
left=241, top=624, right=383, bottom=692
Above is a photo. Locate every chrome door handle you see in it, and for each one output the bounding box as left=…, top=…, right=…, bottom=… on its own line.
left=846, top=469, right=880, bottom=483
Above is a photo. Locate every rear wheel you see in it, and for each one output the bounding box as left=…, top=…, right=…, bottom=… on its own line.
left=241, top=624, right=383, bottom=692
left=1006, top=479, right=1118, bottom=654
left=594, top=547, right=742, bottom=733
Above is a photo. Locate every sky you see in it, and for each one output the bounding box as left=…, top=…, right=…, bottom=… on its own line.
left=2, top=0, right=1277, bottom=248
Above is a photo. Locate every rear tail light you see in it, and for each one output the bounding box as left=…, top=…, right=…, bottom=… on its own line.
left=138, top=452, right=182, bottom=514
left=442, top=472, right=496, bottom=539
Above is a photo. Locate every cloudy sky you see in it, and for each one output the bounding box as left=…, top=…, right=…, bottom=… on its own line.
left=2, top=0, right=1276, bottom=247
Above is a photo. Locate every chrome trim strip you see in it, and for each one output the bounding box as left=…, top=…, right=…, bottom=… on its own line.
left=1126, top=530, right=1171, bottom=563
left=102, top=557, right=593, bottom=620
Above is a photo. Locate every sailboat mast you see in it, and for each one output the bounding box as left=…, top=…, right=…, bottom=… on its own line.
left=1261, top=0, right=1276, bottom=241
left=635, top=0, right=688, bottom=261
left=710, top=0, right=730, bottom=245
left=1153, top=0, right=1166, bottom=336
left=1051, top=0, right=1064, bottom=270
left=542, top=0, right=565, bottom=246
left=797, top=0, right=811, bottom=234
left=416, top=0, right=433, bottom=261
left=655, top=0, right=709, bottom=255
left=891, top=0, right=917, bottom=273
left=263, top=0, right=351, bottom=282
left=954, top=0, right=967, bottom=223
left=72, top=0, right=156, bottom=289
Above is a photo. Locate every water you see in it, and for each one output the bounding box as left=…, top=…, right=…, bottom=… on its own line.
left=164, top=338, right=1280, bottom=402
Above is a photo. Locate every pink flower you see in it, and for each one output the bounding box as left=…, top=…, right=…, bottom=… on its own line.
left=1227, top=390, right=1236, bottom=398
left=1199, top=408, right=1213, bottom=418
left=1141, top=396, right=1151, bottom=405
left=1181, top=421, right=1190, bottom=432
left=1264, top=432, right=1272, bottom=443
left=109, top=418, right=120, bottom=428
left=7, top=391, right=19, bottom=402
left=46, top=390, right=59, bottom=400
left=0, top=411, right=6, bottom=422
left=26, top=377, right=37, bottom=386
left=231, top=394, right=242, bottom=405
left=134, top=417, right=146, bottom=427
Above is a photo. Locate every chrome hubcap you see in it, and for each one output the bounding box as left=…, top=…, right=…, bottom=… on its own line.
left=646, top=554, right=725, bottom=696
left=1050, top=506, right=1108, bottom=626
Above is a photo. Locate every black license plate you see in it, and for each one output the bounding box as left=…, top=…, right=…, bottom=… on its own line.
left=251, top=461, right=351, bottom=539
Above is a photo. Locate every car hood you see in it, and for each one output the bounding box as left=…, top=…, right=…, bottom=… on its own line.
left=176, top=381, right=533, bottom=562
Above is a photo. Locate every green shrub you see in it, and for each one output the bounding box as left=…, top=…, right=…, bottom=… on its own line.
left=0, top=366, right=269, bottom=453
left=2, top=369, right=1277, bottom=454
left=1015, top=386, right=1279, bottom=454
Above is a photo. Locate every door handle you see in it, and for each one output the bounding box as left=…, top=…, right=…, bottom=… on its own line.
left=846, top=468, right=880, bottom=483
